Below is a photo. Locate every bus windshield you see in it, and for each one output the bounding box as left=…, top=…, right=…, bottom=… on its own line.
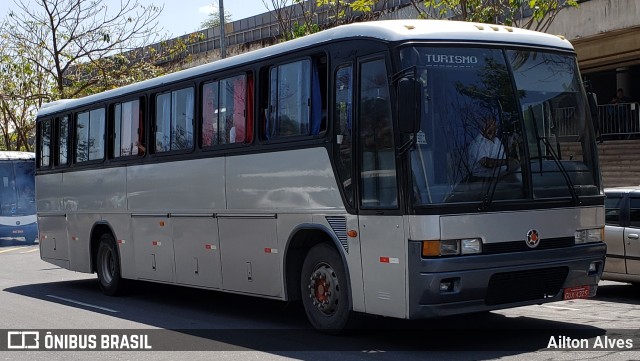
left=0, top=160, right=36, bottom=216
left=402, top=46, right=600, bottom=206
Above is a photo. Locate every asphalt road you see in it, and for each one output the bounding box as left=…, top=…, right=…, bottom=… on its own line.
left=0, top=241, right=638, bottom=361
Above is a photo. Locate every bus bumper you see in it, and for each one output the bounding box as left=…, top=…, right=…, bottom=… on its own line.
left=0, top=222, right=38, bottom=243
left=406, top=241, right=606, bottom=319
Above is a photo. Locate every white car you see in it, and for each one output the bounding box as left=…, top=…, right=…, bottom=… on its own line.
left=603, top=186, right=640, bottom=284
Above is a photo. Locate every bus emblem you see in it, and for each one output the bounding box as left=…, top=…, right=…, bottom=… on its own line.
left=526, top=229, right=540, bottom=248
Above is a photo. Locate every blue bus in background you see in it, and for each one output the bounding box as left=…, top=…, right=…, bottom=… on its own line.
left=0, top=152, right=37, bottom=244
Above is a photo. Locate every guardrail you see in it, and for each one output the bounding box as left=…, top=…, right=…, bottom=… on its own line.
left=554, top=102, right=640, bottom=139
left=597, top=102, right=640, bottom=137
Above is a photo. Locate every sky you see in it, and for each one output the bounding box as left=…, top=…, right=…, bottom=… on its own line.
left=0, top=0, right=271, bottom=38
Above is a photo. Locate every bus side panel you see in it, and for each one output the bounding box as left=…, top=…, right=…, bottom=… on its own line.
left=173, top=216, right=222, bottom=289
left=225, top=148, right=344, bottom=211
left=37, top=173, right=68, bottom=266
left=218, top=216, right=279, bottom=296
left=38, top=214, right=69, bottom=268
left=66, top=213, right=99, bottom=273
left=127, top=158, right=225, bottom=211
left=35, top=173, right=63, bottom=212
left=63, top=168, right=127, bottom=211
left=133, top=215, right=174, bottom=282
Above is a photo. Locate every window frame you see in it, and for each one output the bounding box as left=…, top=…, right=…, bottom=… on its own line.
left=200, top=72, right=251, bottom=150
left=37, top=118, right=53, bottom=169
left=264, top=56, right=324, bottom=142
left=74, top=107, right=107, bottom=164
left=111, top=97, right=146, bottom=160
left=152, top=85, right=196, bottom=155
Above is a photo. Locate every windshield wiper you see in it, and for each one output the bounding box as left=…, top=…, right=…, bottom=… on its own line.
left=528, top=106, right=580, bottom=205
left=538, top=134, right=580, bottom=205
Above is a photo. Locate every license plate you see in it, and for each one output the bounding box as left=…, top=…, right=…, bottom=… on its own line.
left=12, top=230, right=24, bottom=234
left=563, top=285, right=591, bottom=300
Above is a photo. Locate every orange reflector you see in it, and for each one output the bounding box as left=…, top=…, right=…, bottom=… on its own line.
left=347, top=230, right=358, bottom=238
left=422, top=241, right=441, bottom=257
left=159, top=221, right=165, bottom=227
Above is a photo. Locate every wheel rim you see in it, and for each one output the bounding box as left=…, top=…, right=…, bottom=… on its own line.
left=307, top=262, right=340, bottom=315
left=100, top=248, right=115, bottom=284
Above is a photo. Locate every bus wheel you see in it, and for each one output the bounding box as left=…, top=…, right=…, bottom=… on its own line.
left=301, top=243, right=351, bottom=333
left=96, top=233, right=125, bottom=296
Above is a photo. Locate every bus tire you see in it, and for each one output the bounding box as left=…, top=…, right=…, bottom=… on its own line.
left=96, top=233, right=125, bottom=296
left=301, top=243, right=352, bottom=333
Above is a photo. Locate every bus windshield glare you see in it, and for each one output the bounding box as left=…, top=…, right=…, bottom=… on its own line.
left=402, top=46, right=600, bottom=206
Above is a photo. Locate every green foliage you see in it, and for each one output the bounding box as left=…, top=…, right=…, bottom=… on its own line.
left=419, top=0, right=578, bottom=31
left=199, top=10, right=233, bottom=30
left=292, top=22, right=320, bottom=38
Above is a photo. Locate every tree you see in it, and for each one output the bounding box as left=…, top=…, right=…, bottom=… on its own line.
left=4, top=0, right=168, bottom=99
left=0, top=20, right=51, bottom=151
left=0, top=0, right=203, bottom=150
left=200, top=7, right=233, bottom=30
left=411, top=0, right=578, bottom=32
left=263, top=0, right=383, bottom=41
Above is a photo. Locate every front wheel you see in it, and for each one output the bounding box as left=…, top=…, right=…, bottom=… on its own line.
left=96, top=233, right=125, bottom=296
left=301, top=243, right=352, bottom=333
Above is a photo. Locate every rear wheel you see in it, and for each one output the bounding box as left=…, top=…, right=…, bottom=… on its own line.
left=96, top=233, right=125, bottom=296
left=301, top=243, right=352, bottom=333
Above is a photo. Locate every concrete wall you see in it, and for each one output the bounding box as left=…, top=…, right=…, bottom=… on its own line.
left=547, top=0, right=640, bottom=40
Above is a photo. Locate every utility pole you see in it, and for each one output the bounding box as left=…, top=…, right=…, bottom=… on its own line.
left=219, top=0, right=226, bottom=58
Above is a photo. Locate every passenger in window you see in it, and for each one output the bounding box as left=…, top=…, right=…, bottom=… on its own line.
left=226, top=115, right=236, bottom=143
left=135, top=140, right=146, bottom=155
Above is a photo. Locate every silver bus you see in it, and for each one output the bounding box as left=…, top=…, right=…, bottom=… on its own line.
left=0, top=151, right=37, bottom=244
left=35, top=20, right=606, bottom=332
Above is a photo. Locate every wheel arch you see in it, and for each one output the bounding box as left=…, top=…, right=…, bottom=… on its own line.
left=283, top=223, right=352, bottom=306
left=90, top=222, right=117, bottom=273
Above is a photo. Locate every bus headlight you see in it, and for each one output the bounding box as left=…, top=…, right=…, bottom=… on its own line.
left=575, top=228, right=603, bottom=244
left=461, top=238, right=482, bottom=255
left=422, top=238, right=482, bottom=257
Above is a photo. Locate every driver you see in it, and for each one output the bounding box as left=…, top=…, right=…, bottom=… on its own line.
left=468, top=116, right=509, bottom=179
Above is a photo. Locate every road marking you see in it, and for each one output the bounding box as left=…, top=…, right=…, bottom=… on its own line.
left=540, top=304, right=580, bottom=311
left=20, top=248, right=39, bottom=254
left=0, top=247, right=23, bottom=254
left=47, top=295, right=119, bottom=313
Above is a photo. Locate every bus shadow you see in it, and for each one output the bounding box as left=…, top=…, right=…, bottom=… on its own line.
left=5, top=279, right=612, bottom=358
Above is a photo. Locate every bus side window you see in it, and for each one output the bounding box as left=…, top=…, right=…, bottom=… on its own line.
left=75, top=108, right=106, bottom=163
left=39, top=120, right=52, bottom=168
left=58, top=116, right=69, bottom=166
left=202, top=73, right=251, bottom=147
left=335, top=64, right=354, bottom=207
left=154, top=88, right=194, bottom=153
left=359, top=58, right=397, bottom=209
left=113, top=99, right=143, bottom=157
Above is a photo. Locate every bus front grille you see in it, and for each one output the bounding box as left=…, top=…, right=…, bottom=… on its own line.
left=484, top=267, right=569, bottom=306
left=483, top=237, right=575, bottom=254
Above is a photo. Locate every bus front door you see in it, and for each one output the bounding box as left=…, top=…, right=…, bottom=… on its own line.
left=356, top=55, right=407, bottom=319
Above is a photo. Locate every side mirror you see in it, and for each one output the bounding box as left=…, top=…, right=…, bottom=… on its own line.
left=397, top=78, right=421, bottom=134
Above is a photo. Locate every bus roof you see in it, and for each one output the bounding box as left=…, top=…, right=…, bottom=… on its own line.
left=36, top=19, right=573, bottom=117
left=0, top=151, right=36, bottom=161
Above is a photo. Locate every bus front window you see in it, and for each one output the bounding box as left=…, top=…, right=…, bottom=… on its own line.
left=402, top=46, right=600, bottom=208
left=0, top=160, right=35, bottom=216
